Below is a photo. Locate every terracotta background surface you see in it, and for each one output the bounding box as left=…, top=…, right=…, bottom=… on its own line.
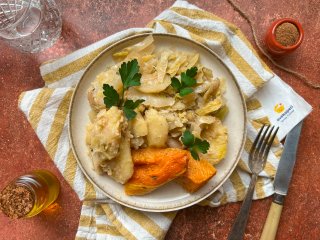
left=0, top=0, right=319, bottom=239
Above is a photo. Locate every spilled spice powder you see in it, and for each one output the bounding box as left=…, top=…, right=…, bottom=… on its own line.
left=0, top=184, right=34, bottom=219
left=275, top=22, right=300, bottom=47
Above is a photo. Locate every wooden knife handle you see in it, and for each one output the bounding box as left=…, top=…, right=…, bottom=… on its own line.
left=260, top=201, right=283, bottom=240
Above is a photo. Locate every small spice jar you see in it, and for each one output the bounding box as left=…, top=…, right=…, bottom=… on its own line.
left=0, top=170, right=60, bottom=219
left=265, top=18, right=304, bottom=55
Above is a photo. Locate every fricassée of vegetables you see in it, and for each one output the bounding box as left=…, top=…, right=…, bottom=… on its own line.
left=85, top=35, right=228, bottom=195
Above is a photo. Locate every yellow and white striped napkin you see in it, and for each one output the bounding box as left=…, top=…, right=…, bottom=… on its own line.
left=18, top=1, right=312, bottom=239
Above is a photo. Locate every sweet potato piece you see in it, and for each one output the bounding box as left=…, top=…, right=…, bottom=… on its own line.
left=124, top=148, right=188, bottom=195
left=177, top=154, right=217, bottom=193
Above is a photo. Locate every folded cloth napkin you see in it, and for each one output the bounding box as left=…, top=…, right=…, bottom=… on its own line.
left=18, top=1, right=312, bottom=239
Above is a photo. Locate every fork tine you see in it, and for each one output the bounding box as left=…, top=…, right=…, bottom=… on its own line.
left=255, top=125, right=270, bottom=156
left=263, top=127, right=279, bottom=160
left=250, top=125, right=265, bottom=157
left=260, top=126, right=274, bottom=155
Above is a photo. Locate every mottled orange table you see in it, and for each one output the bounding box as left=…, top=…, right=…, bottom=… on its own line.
left=0, top=0, right=319, bottom=239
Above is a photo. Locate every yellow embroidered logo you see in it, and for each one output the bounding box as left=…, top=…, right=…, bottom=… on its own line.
left=274, top=103, right=285, bottom=113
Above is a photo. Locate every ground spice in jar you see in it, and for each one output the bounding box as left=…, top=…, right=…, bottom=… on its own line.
left=0, top=184, right=34, bottom=219
left=275, top=22, right=300, bottom=47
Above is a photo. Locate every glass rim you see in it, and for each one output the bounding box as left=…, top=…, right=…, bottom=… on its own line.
left=0, top=0, right=32, bottom=31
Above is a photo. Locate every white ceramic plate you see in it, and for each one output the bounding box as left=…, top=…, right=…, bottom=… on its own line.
left=69, top=33, right=246, bottom=212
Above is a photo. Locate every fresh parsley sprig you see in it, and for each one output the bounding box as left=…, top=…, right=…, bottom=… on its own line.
left=181, top=130, right=210, bottom=160
left=123, top=99, right=145, bottom=120
left=119, top=59, right=142, bottom=91
left=103, top=59, right=144, bottom=120
left=171, top=67, right=198, bottom=97
left=103, top=84, right=120, bottom=108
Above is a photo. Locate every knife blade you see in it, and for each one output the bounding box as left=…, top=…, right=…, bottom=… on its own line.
left=260, top=120, right=303, bottom=240
left=273, top=120, right=303, bottom=198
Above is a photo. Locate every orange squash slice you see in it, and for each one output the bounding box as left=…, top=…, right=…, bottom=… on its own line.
left=125, top=148, right=188, bottom=195
left=177, top=153, right=216, bottom=193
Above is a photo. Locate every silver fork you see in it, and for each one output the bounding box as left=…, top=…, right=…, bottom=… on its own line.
left=227, top=125, right=279, bottom=240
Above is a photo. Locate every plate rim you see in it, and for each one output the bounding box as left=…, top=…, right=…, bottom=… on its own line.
left=68, top=32, right=247, bottom=212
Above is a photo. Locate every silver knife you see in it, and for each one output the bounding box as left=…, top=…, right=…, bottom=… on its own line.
left=260, top=120, right=303, bottom=240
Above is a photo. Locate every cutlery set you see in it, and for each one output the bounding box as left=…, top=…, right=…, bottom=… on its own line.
left=228, top=121, right=303, bottom=240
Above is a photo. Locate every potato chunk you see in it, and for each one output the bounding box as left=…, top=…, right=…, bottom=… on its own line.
left=131, top=112, right=148, bottom=137
left=145, top=109, right=168, bottom=147
left=87, top=67, right=123, bottom=111
left=86, top=107, right=124, bottom=161
left=101, top=136, right=133, bottom=184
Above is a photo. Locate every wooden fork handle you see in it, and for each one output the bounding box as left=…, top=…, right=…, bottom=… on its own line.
left=260, top=199, right=283, bottom=240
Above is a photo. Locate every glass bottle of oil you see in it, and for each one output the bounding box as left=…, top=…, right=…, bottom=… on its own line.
left=1, top=170, right=60, bottom=218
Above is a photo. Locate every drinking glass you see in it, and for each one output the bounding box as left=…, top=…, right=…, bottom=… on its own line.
left=0, top=0, right=62, bottom=53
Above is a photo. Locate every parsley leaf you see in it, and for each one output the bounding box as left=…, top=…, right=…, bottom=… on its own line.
left=119, top=59, right=142, bottom=90
left=102, top=59, right=145, bottom=120
left=123, top=99, right=145, bottom=120
left=194, top=138, right=210, bottom=154
left=181, top=130, right=195, bottom=147
left=170, top=67, right=198, bottom=97
left=190, top=148, right=200, bottom=160
left=123, top=108, right=137, bottom=120
left=103, top=84, right=120, bottom=108
left=123, top=99, right=145, bottom=109
left=171, top=77, right=182, bottom=91
left=186, top=67, right=198, bottom=78
left=179, top=87, right=193, bottom=96
left=181, top=72, right=196, bottom=87
left=181, top=130, right=210, bottom=160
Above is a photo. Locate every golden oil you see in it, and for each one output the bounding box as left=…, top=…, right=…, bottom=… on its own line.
left=13, top=170, right=60, bottom=218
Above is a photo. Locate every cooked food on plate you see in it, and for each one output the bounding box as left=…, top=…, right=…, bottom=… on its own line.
left=85, top=35, right=228, bottom=195
left=125, top=148, right=188, bottom=195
